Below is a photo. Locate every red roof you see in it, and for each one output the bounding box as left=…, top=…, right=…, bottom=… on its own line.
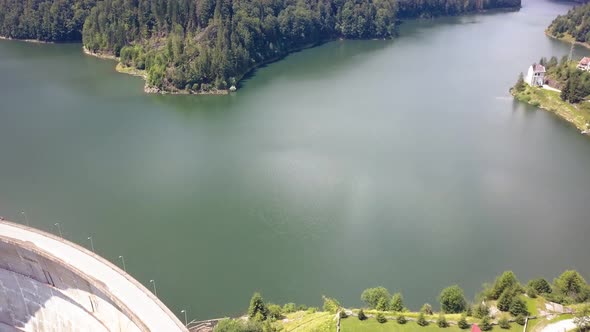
left=533, top=64, right=546, bottom=73
left=471, top=324, right=482, bottom=332
left=580, top=57, right=590, bottom=66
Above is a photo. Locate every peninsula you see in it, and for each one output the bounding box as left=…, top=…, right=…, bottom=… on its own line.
left=0, top=0, right=521, bottom=94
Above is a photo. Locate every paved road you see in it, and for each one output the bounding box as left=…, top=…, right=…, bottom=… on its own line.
left=541, top=319, right=576, bottom=332
left=0, top=220, right=187, bottom=332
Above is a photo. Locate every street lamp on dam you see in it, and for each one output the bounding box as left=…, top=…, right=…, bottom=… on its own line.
left=87, top=236, right=95, bottom=252
left=118, top=255, right=126, bottom=272
left=149, top=279, right=157, bottom=297
left=54, top=223, right=62, bottom=237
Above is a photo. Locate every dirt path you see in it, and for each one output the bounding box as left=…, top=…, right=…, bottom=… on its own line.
left=540, top=319, right=576, bottom=332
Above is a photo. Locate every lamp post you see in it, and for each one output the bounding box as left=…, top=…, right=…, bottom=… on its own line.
left=181, top=309, right=188, bottom=326
left=87, top=236, right=95, bottom=252
left=149, top=279, right=158, bottom=297
left=21, top=211, right=30, bottom=226
left=54, top=223, right=63, bottom=237
left=118, top=255, right=126, bottom=272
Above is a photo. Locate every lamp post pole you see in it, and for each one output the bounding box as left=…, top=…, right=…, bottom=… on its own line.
left=149, top=279, right=158, bottom=297
left=21, top=211, right=30, bottom=226
left=54, top=223, right=63, bottom=237
left=87, top=236, right=95, bottom=252
left=181, top=310, right=188, bottom=326
left=118, top=255, right=126, bottom=272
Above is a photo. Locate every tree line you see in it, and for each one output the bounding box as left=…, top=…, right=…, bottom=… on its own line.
left=0, top=0, right=521, bottom=93
left=548, top=2, right=590, bottom=44
left=212, top=269, right=590, bottom=332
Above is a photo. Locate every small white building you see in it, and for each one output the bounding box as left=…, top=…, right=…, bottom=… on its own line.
left=578, top=57, right=590, bottom=71
left=525, top=63, right=546, bottom=87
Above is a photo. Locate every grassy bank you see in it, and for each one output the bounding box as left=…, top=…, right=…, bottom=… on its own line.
left=512, top=85, right=590, bottom=132
left=341, top=317, right=524, bottom=332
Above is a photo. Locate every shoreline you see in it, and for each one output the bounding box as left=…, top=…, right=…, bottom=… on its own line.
left=545, top=30, right=590, bottom=50
left=83, top=47, right=229, bottom=95
left=511, top=85, right=590, bottom=135
left=0, top=36, right=54, bottom=44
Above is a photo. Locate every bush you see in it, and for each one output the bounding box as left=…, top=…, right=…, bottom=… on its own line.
left=474, top=303, right=490, bottom=319
left=515, top=314, right=526, bottom=326
left=465, top=304, right=473, bottom=317
left=528, top=278, right=552, bottom=294
left=497, top=289, right=514, bottom=312
left=490, top=271, right=521, bottom=300
left=417, top=312, right=429, bottom=326
left=439, top=285, right=467, bottom=313
left=361, top=287, right=391, bottom=309
left=421, top=303, right=433, bottom=315
left=267, top=304, right=282, bottom=320
left=339, top=310, right=348, bottom=319
left=480, top=316, right=493, bottom=331
left=306, top=307, right=318, bottom=314
left=376, top=297, right=389, bottom=311
left=554, top=270, right=589, bottom=303
left=499, top=316, right=511, bottom=329
left=458, top=314, right=470, bottom=329
left=509, top=297, right=528, bottom=316
left=437, top=313, right=449, bottom=328
left=376, top=313, right=387, bottom=323
left=322, top=296, right=341, bottom=314
left=397, top=315, right=407, bottom=324
left=358, top=309, right=367, bottom=321
left=248, top=293, right=268, bottom=321
left=526, top=287, right=537, bottom=298
left=390, top=293, right=404, bottom=312
left=282, top=303, right=296, bottom=313
left=297, top=304, right=308, bottom=311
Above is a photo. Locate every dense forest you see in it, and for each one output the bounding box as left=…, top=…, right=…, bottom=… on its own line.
left=548, top=2, right=590, bottom=44
left=0, top=0, right=521, bottom=93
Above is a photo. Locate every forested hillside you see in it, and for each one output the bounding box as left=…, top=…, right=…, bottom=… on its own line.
left=0, top=0, right=521, bottom=93
left=548, top=2, right=590, bottom=44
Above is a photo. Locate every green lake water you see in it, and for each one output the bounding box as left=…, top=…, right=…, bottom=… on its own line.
left=1, top=0, right=589, bottom=320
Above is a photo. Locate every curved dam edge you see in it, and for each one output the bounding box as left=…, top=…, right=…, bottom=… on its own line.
left=0, top=220, right=188, bottom=332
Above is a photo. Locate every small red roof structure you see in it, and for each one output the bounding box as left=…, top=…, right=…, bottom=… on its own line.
left=580, top=57, right=590, bottom=66
left=533, top=63, right=546, bottom=73
left=471, top=324, right=482, bottom=332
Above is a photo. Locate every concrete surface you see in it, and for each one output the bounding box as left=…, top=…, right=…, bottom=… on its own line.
left=0, top=220, right=188, bottom=332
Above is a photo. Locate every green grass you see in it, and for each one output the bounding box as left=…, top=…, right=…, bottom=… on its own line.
left=513, top=85, right=590, bottom=132
left=523, top=296, right=540, bottom=316
left=341, top=317, right=523, bottom=332
left=278, top=311, right=336, bottom=332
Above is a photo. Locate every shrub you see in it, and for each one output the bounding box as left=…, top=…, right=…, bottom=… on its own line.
left=361, top=287, right=391, bottom=309
left=248, top=293, right=268, bottom=321
left=573, top=304, right=590, bottom=332
left=515, top=314, right=526, bottom=326
left=339, top=310, right=348, bottom=319
left=458, top=314, right=470, bottom=329
left=439, top=285, right=467, bottom=313
left=297, top=304, right=307, bottom=311
left=465, top=304, right=473, bottom=317
left=322, top=296, right=341, bottom=314
left=376, top=297, right=389, bottom=311
left=528, top=278, right=552, bottom=294
left=499, top=316, right=510, bottom=329
left=267, top=304, right=282, bottom=320
left=390, top=293, right=404, bottom=312
left=417, top=312, right=429, bottom=326
left=526, top=287, right=537, bottom=298
left=192, top=83, right=200, bottom=91
left=397, top=315, right=407, bottom=324
left=437, top=313, right=449, bottom=328
left=282, top=303, right=296, bottom=313
left=474, top=303, right=490, bottom=319
left=358, top=309, right=367, bottom=321
left=306, top=307, right=318, bottom=314
left=509, top=297, right=528, bottom=316
left=480, top=316, right=493, bottom=331
left=497, top=289, right=514, bottom=312
left=554, top=270, right=589, bottom=303
left=490, top=271, right=520, bottom=300
left=421, top=303, right=433, bottom=315
left=376, top=313, right=387, bottom=323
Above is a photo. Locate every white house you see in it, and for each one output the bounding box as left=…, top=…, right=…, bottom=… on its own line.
left=578, top=57, right=590, bottom=71
left=525, top=63, right=545, bottom=87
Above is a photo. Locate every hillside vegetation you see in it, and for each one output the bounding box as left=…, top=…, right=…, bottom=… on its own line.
left=548, top=2, right=590, bottom=45
left=0, top=0, right=520, bottom=93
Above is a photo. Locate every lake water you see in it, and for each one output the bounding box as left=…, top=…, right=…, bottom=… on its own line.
left=1, top=0, right=589, bottom=320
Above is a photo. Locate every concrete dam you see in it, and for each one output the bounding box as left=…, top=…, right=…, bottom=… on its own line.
left=0, top=220, right=188, bottom=332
